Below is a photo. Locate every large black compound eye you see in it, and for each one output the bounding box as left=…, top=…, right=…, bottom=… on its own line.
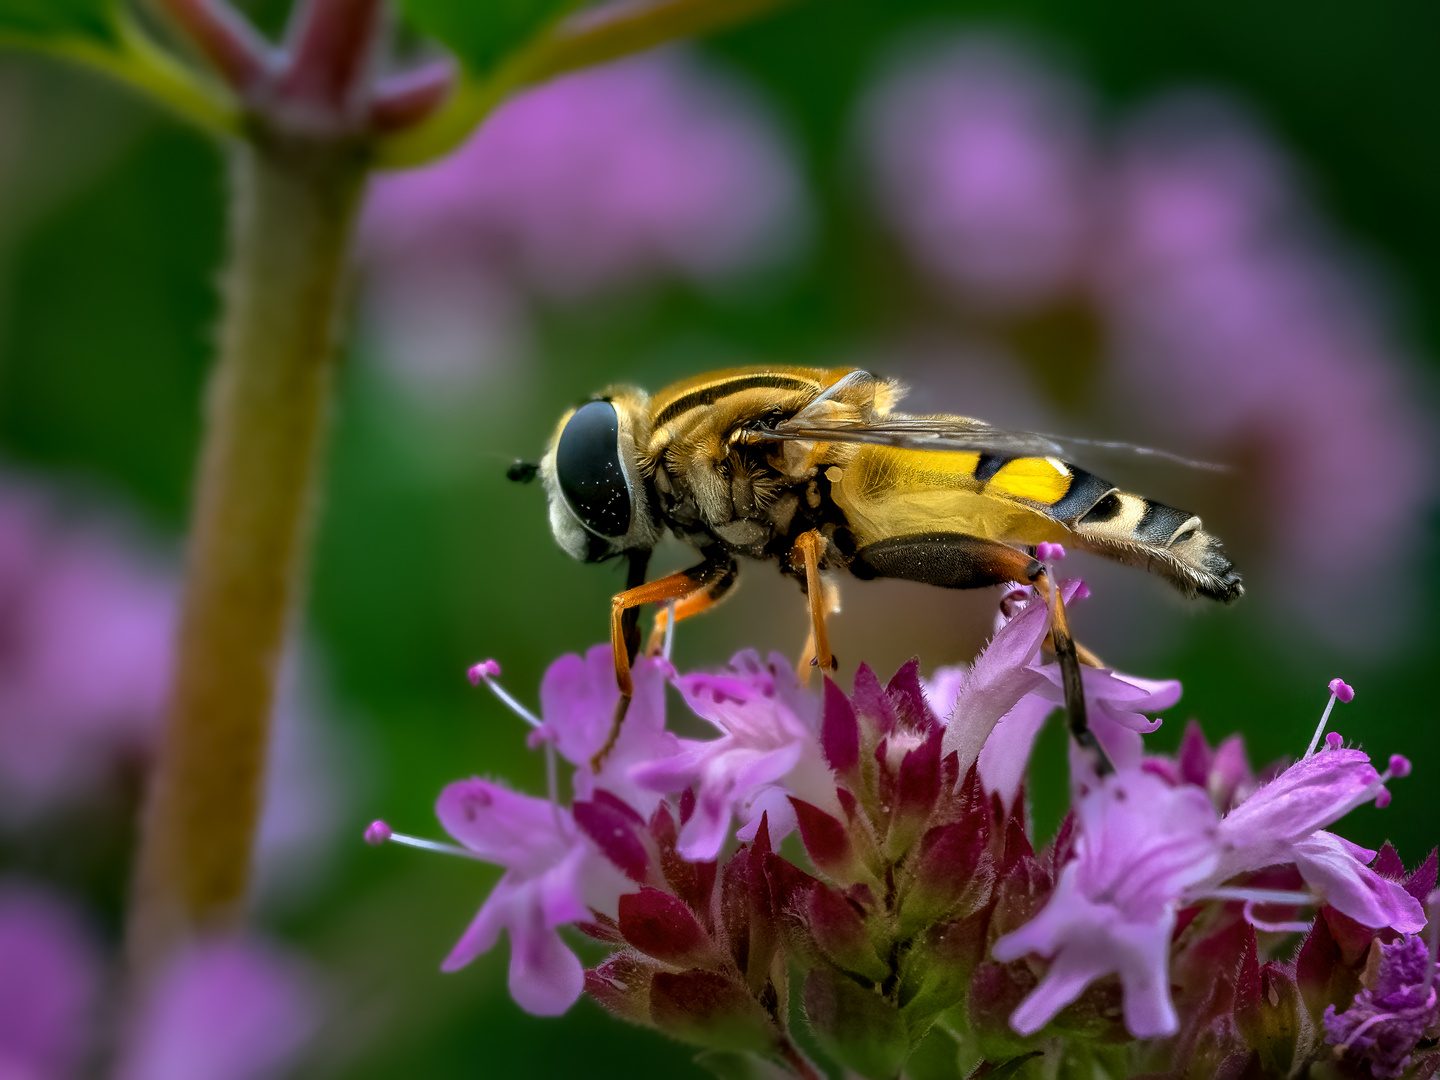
left=556, top=400, right=633, bottom=539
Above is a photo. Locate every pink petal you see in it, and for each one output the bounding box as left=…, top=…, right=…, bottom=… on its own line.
left=506, top=905, right=585, bottom=1016
left=728, top=743, right=805, bottom=795
left=1292, top=831, right=1426, bottom=934
left=441, top=880, right=514, bottom=972
left=436, top=779, right=568, bottom=871
left=1219, top=749, right=1380, bottom=849
left=535, top=845, right=599, bottom=928
left=629, top=742, right=709, bottom=793
left=677, top=795, right=733, bottom=862
left=541, top=646, right=672, bottom=809
left=1009, top=948, right=1100, bottom=1035
left=942, top=598, right=1051, bottom=774
left=977, top=695, right=1054, bottom=811
left=1110, top=917, right=1181, bottom=1038
left=736, top=786, right=796, bottom=842
left=538, top=650, right=608, bottom=765
left=1086, top=707, right=1148, bottom=772
left=1077, top=774, right=1218, bottom=915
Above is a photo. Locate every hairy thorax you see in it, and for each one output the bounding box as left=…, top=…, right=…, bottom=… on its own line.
left=645, top=426, right=863, bottom=579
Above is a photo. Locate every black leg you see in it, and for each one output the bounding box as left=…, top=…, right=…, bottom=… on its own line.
left=620, top=549, right=651, bottom=665
left=1039, top=572, right=1114, bottom=777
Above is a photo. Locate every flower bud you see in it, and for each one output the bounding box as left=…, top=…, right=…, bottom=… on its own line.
left=1237, top=959, right=1300, bottom=1075
left=585, top=951, right=656, bottom=1025
left=895, top=909, right=990, bottom=1026
left=650, top=969, right=777, bottom=1052
left=618, top=887, right=724, bottom=970
left=821, top=677, right=860, bottom=780
left=899, top=818, right=993, bottom=935
left=804, top=883, right=886, bottom=982
left=1295, top=909, right=1368, bottom=1023
left=965, top=961, right=1038, bottom=1056
left=885, top=727, right=944, bottom=859
left=720, top=817, right=782, bottom=995
left=790, top=797, right=869, bottom=884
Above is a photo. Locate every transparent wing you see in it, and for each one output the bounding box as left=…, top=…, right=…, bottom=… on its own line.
left=755, top=415, right=1225, bottom=472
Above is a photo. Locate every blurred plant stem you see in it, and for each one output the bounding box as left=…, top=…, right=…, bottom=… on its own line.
left=0, top=0, right=798, bottom=987
left=126, top=134, right=366, bottom=975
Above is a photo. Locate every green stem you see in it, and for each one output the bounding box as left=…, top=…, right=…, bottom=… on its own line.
left=126, top=133, right=366, bottom=973
left=41, top=15, right=241, bottom=136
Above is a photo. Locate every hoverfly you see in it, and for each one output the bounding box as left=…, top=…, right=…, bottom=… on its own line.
left=525, top=366, right=1242, bottom=767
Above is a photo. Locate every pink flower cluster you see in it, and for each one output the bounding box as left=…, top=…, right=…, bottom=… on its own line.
left=374, top=582, right=1436, bottom=1077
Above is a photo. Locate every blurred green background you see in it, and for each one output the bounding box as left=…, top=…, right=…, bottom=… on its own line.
left=0, top=0, right=1436, bottom=1075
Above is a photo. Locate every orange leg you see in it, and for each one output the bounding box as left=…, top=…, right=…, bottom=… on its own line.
left=595, top=558, right=733, bottom=771
left=611, top=570, right=711, bottom=697
left=792, top=530, right=837, bottom=680
left=645, top=566, right=738, bottom=656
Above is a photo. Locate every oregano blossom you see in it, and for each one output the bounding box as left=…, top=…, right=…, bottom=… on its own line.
left=373, top=581, right=1436, bottom=1078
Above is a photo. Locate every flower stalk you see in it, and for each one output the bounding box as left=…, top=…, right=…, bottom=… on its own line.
left=127, top=132, right=368, bottom=973
left=53, top=0, right=791, bottom=982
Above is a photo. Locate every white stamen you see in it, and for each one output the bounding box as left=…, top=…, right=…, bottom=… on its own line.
left=1305, top=678, right=1355, bottom=757
left=662, top=599, right=677, bottom=662
left=1191, top=887, right=1316, bottom=933
left=1242, top=902, right=1313, bottom=935
left=1305, top=691, right=1340, bottom=758
left=468, top=661, right=567, bottom=825
left=385, top=831, right=482, bottom=860
left=473, top=666, right=544, bottom=729
left=1199, top=887, right=1315, bottom=906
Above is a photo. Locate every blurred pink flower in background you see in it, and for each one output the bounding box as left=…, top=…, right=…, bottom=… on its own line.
left=0, top=878, right=318, bottom=1080
left=362, top=50, right=807, bottom=391
left=858, top=35, right=1433, bottom=645
left=859, top=37, right=1094, bottom=312
left=115, top=938, right=319, bottom=1080
left=0, top=470, right=360, bottom=902
left=1100, top=99, right=1432, bottom=632
left=0, top=479, right=172, bottom=818
left=0, top=881, right=102, bottom=1080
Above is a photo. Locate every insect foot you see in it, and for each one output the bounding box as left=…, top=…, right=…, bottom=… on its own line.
left=370, top=595, right=1435, bottom=1079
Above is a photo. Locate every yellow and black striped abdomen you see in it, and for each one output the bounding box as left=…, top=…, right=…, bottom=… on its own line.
left=830, top=445, right=1242, bottom=602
